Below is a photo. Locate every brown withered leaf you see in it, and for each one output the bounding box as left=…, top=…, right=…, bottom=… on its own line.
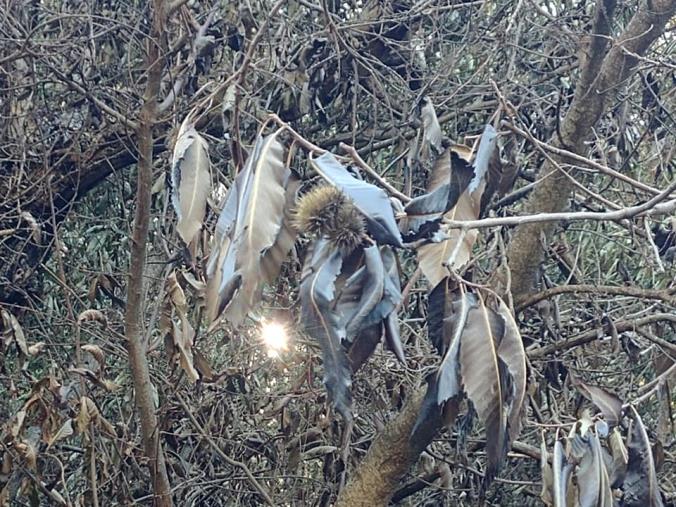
left=299, top=239, right=352, bottom=421
left=173, top=319, right=199, bottom=383
left=77, top=309, right=107, bottom=326
left=171, top=118, right=211, bottom=245
left=193, top=348, right=215, bottom=382
left=570, top=374, right=623, bottom=427
left=623, top=406, right=664, bottom=507
left=77, top=396, right=96, bottom=434
left=420, top=96, right=443, bottom=155
left=416, top=182, right=482, bottom=287
left=348, top=323, right=382, bottom=372
left=459, top=291, right=511, bottom=483
left=81, top=344, right=105, bottom=372
left=495, top=298, right=527, bottom=442
left=47, top=419, right=74, bottom=449
left=552, top=439, right=573, bottom=507
left=574, top=428, right=614, bottom=507
left=609, top=427, right=628, bottom=487
left=401, top=150, right=474, bottom=236
left=1, top=309, right=28, bottom=356
left=416, top=126, right=498, bottom=287
left=209, top=132, right=291, bottom=326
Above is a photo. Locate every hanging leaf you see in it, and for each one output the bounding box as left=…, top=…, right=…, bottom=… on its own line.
left=310, top=152, right=403, bottom=247
left=420, top=96, right=443, bottom=155
left=574, top=429, right=614, bottom=507
left=551, top=439, right=573, bottom=507
left=495, top=298, right=527, bottom=442
left=166, top=272, right=199, bottom=382
left=1, top=308, right=29, bottom=356
left=208, top=131, right=291, bottom=326
left=47, top=419, right=74, bottom=449
left=341, top=245, right=385, bottom=340
left=299, top=239, right=352, bottom=421
left=436, top=287, right=473, bottom=405
left=416, top=182, right=482, bottom=288
left=609, top=427, right=628, bottom=487
left=623, top=406, right=664, bottom=507
left=348, top=323, right=383, bottom=372
left=459, top=291, right=512, bottom=483
left=401, top=150, right=474, bottom=236
left=171, top=118, right=211, bottom=245
left=468, top=124, right=498, bottom=194
left=570, top=375, right=623, bottom=427
left=415, top=127, right=497, bottom=287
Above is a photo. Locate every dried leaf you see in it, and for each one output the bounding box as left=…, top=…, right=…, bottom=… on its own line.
left=1, top=309, right=28, bottom=356
left=575, top=430, right=614, bottom=507
left=571, top=375, right=623, bottom=426
left=541, top=437, right=554, bottom=506
left=622, top=406, right=664, bottom=507
left=209, top=132, right=291, bottom=325
left=27, top=342, right=45, bottom=356
left=552, top=439, right=572, bottom=507
left=416, top=182, right=482, bottom=288
left=193, top=348, right=214, bottom=382
left=77, top=396, right=97, bottom=434
left=348, top=323, right=382, bottom=372
left=310, top=152, right=403, bottom=247
left=420, top=96, right=443, bottom=154
left=300, top=239, right=352, bottom=421
left=609, top=427, right=628, bottom=487
left=77, top=309, right=107, bottom=326
left=401, top=150, right=474, bottom=236
left=171, top=119, right=211, bottom=245
left=459, top=291, right=510, bottom=483
left=416, top=128, right=495, bottom=287
left=495, top=298, right=527, bottom=442
left=20, top=211, right=41, bottom=244
left=81, top=344, right=105, bottom=371
left=173, top=319, right=199, bottom=383
left=47, top=419, right=74, bottom=449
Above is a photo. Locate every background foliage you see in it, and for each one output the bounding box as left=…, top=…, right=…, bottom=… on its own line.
left=0, top=0, right=674, bottom=505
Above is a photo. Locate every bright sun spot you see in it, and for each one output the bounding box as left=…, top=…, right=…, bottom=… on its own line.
left=260, top=321, right=288, bottom=358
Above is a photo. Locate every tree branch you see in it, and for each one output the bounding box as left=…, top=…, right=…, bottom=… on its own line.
left=124, top=1, right=173, bottom=505
left=506, top=0, right=676, bottom=298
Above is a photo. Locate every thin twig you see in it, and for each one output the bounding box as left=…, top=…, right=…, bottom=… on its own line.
left=174, top=392, right=274, bottom=505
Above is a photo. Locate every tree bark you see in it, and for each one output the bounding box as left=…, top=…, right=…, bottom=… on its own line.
left=337, top=0, right=676, bottom=503
left=506, top=0, right=676, bottom=299
left=124, top=1, right=173, bottom=505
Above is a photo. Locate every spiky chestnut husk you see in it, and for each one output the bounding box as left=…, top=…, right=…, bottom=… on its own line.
left=326, top=203, right=366, bottom=253
left=295, top=185, right=366, bottom=251
left=294, top=185, right=346, bottom=236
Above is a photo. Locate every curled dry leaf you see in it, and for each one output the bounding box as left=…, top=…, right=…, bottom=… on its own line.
left=20, top=211, right=41, bottom=244
left=420, top=96, right=443, bottom=155
left=77, top=309, right=107, bottom=326
left=415, top=125, right=499, bottom=287
left=171, top=118, right=211, bottom=245
left=416, top=282, right=526, bottom=488
left=1, top=308, right=29, bottom=356
left=207, top=132, right=294, bottom=326
left=570, top=374, right=623, bottom=427
left=623, top=406, right=664, bottom=507
left=165, top=272, right=199, bottom=382
left=82, top=344, right=105, bottom=371
left=47, top=419, right=74, bottom=449
left=299, top=239, right=352, bottom=421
